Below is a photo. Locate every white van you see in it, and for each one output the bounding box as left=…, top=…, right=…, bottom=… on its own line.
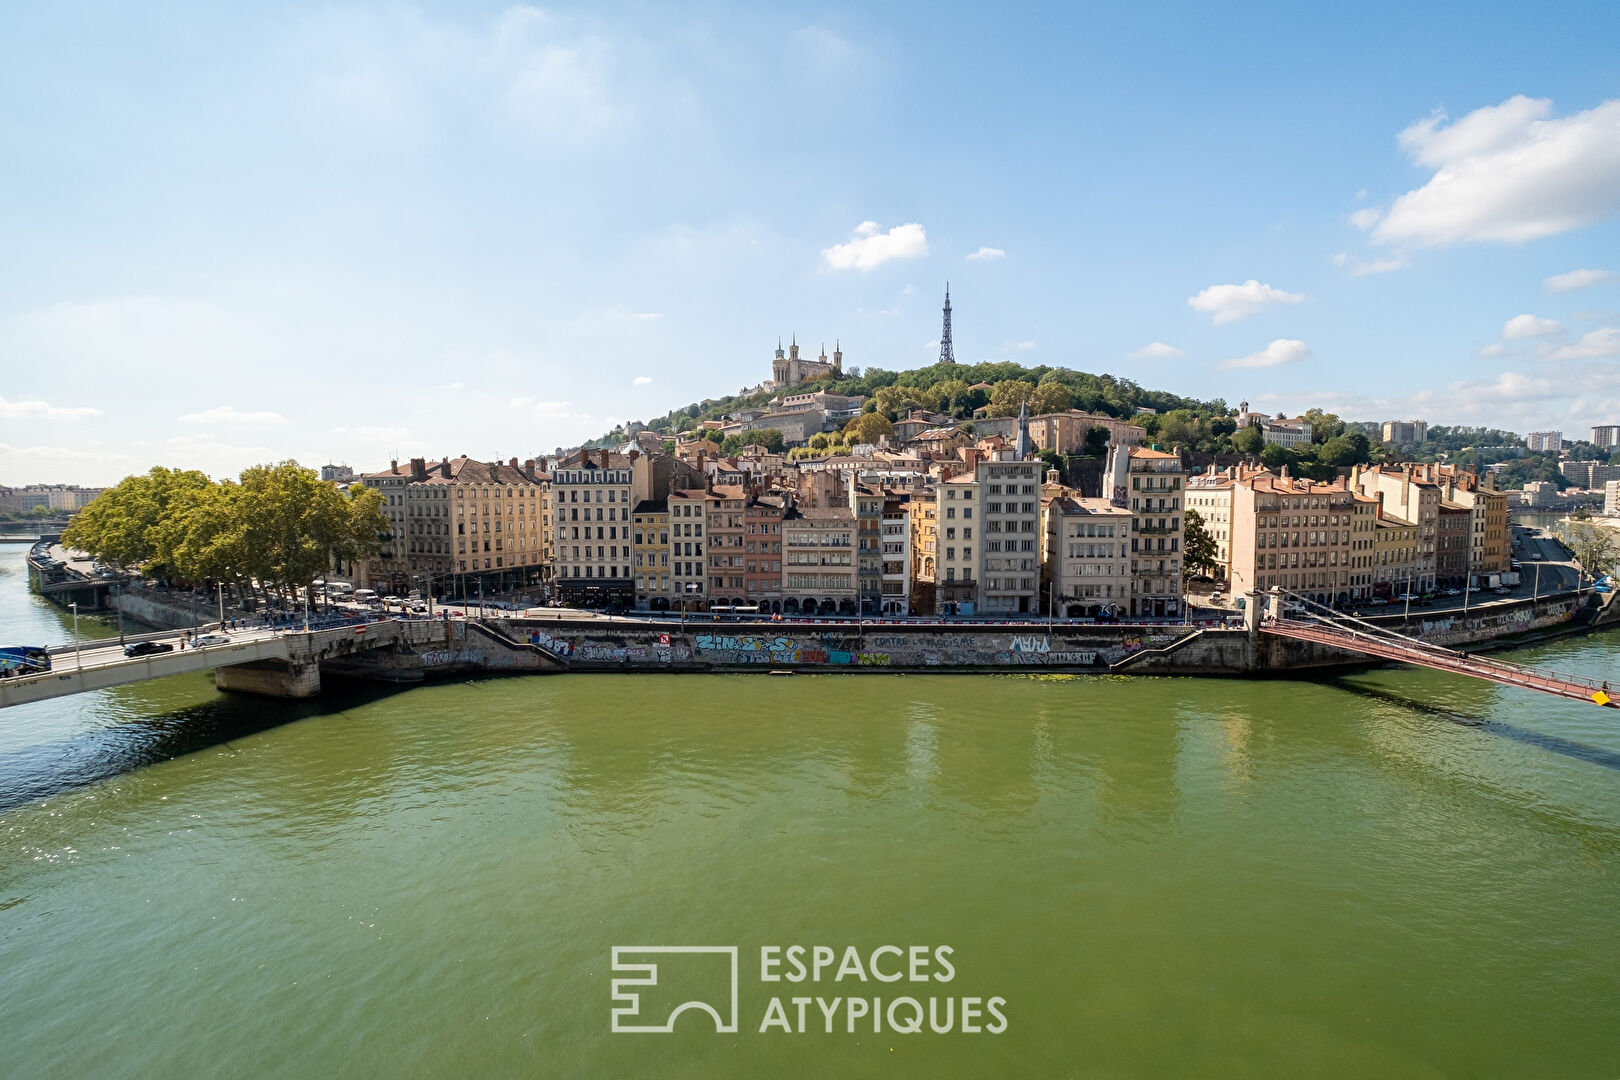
left=352, top=588, right=378, bottom=603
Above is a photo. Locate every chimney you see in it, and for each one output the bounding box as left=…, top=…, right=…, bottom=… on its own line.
left=440, top=458, right=452, bottom=479
left=523, top=459, right=536, bottom=482
left=629, top=449, right=640, bottom=463
left=509, top=457, right=519, bottom=468
left=410, top=457, right=428, bottom=481
left=390, top=459, right=399, bottom=474
left=537, top=458, right=548, bottom=472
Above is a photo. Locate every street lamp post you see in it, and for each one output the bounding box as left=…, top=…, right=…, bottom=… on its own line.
left=217, top=579, right=226, bottom=629
left=70, top=601, right=82, bottom=672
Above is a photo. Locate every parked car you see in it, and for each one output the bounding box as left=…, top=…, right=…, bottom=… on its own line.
left=1366, top=598, right=1390, bottom=606
left=124, top=640, right=175, bottom=658
left=194, top=633, right=232, bottom=647
left=1492, top=587, right=1511, bottom=595
left=1440, top=588, right=1462, bottom=597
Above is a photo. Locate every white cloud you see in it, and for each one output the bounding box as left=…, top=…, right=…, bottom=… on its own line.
left=1360, top=96, right=1620, bottom=246
left=1548, top=327, right=1620, bottom=360
left=0, top=396, right=102, bottom=420
left=179, top=406, right=287, bottom=425
left=1222, top=339, right=1312, bottom=369
left=630, top=312, right=662, bottom=320
left=1502, top=314, right=1562, bottom=340
left=433, top=381, right=465, bottom=392
left=1348, top=208, right=1382, bottom=230
left=1331, top=251, right=1408, bottom=276
left=1478, top=343, right=1512, bottom=357
left=822, top=221, right=929, bottom=271
left=965, top=247, right=1005, bottom=261
left=1188, top=280, right=1303, bottom=324
left=633, top=376, right=653, bottom=385
left=1131, top=342, right=1184, bottom=359
left=510, top=396, right=580, bottom=419
left=1545, top=268, right=1616, bottom=293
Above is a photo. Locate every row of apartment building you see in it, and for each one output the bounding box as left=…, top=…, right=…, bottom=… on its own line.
left=350, top=439, right=1509, bottom=619
left=1187, top=460, right=1510, bottom=602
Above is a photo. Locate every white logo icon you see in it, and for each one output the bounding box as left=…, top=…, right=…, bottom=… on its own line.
left=610, top=946, right=739, bottom=1033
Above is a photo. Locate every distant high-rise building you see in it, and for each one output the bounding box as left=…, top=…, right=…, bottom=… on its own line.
left=1592, top=425, right=1620, bottom=449
left=1380, top=419, right=1428, bottom=445
left=1526, top=431, right=1564, bottom=453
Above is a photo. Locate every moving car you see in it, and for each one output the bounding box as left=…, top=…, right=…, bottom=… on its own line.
left=124, top=640, right=175, bottom=658
left=194, top=633, right=232, bottom=647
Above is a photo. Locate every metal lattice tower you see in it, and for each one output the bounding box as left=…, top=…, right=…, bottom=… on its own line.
left=937, top=283, right=955, bottom=365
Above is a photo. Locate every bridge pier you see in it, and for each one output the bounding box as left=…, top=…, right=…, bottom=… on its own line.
left=214, top=658, right=321, bottom=699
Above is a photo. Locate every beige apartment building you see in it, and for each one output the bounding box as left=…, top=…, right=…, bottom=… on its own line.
left=852, top=481, right=884, bottom=614
left=1228, top=472, right=1377, bottom=606
left=358, top=456, right=546, bottom=595
left=935, top=472, right=979, bottom=614
left=552, top=450, right=635, bottom=606
left=1044, top=496, right=1133, bottom=617
left=1026, top=410, right=1148, bottom=454
left=1185, top=468, right=1235, bottom=582
left=880, top=495, right=911, bottom=615
left=1107, top=446, right=1186, bottom=618
left=932, top=452, right=1042, bottom=615
left=909, top=496, right=938, bottom=615
left=1353, top=464, right=1441, bottom=586
left=782, top=506, right=857, bottom=614
left=631, top=500, right=672, bottom=609
left=668, top=489, right=718, bottom=609
left=1371, top=511, right=1424, bottom=597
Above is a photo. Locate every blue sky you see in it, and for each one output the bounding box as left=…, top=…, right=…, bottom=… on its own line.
left=3, top=1, right=1619, bottom=484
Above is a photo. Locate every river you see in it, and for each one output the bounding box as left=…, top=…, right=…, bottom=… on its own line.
left=2, top=540, right=1619, bottom=1077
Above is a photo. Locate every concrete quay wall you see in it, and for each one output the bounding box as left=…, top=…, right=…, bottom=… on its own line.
left=501, top=620, right=1196, bottom=673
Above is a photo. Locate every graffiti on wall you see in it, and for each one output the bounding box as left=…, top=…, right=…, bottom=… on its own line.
left=528, top=631, right=573, bottom=656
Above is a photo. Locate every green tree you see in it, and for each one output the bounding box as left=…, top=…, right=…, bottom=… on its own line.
left=1182, top=508, right=1220, bottom=582
left=1233, top=424, right=1266, bottom=455
left=63, top=465, right=215, bottom=573
left=984, top=380, right=1036, bottom=417
left=1259, top=443, right=1299, bottom=471
left=844, top=412, right=895, bottom=445
left=1037, top=448, right=1065, bottom=478
left=1157, top=409, right=1206, bottom=450
left=1084, top=425, right=1111, bottom=456
left=1557, top=520, right=1618, bottom=583
left=1029, top=382, right=1072, bottom=415
left=1318, top=432, right=1372, bottom=467
left=746, top=428, right=785, bottom=453
left=1304, top=408, right=1345, bottom=444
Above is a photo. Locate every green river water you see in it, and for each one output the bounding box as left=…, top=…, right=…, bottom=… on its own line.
left=2, top=543, right=1619, bottom=1078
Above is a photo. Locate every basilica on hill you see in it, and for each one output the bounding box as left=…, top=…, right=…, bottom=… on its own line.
left=769, top=336, right=842, bottom=389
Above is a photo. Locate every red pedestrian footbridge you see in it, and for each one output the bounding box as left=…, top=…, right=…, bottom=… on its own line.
left=1262, top=617, right=1616, bottom=708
